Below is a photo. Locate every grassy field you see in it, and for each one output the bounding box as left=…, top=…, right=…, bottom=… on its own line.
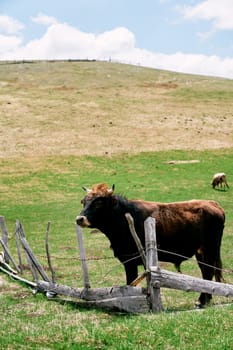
left=0, top=61, right=233, bottom=349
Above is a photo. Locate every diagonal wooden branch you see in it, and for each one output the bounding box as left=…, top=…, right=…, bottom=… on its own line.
left=15, top=230, right=23, bottom=274
left=0, top=216, right=9, bottom=263
left=0, top=238, right=21, bottom=273
left=0, top=264, right=37, bottom=288
left=125, top=213, right=146, bottom=268
left=45, top=221, right=56, bottom=283
left=0, top=252, right=18, bottom=274
left=130, top=271, right=147, bottom=286
left=16, top=221, right=39, bottom=281
left=16, top=221, right=51, bottom=282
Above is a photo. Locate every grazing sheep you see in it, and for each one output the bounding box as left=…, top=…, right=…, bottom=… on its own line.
left=211, top=173, right=229, bottom=190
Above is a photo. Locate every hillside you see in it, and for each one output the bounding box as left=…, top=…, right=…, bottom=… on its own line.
left=0, top=60, right=233, bottom=158
left=0, top=61, right=233, bottom=349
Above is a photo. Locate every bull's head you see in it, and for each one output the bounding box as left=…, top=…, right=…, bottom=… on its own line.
left=76, top=183, right=115, bottom=228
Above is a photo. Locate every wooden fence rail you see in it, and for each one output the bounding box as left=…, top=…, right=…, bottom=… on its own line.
left=0, top=215, right=233, bottom=314
left=151, top=267, right=233, bottom=298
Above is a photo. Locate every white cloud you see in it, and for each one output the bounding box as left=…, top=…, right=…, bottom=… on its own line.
left=0, top=15, right=233, bottom=79
left=0, top=34, right=22, bottom=53
left=31, top=13, right=58, bottom=26
left=0, top=15, right=24, bottom=34
left=181, top=0, right=233, bottom=30
left=115, top=48, right=233, bottom=79
left=0, top=16, right=23, bottom=56
left=197, top=29, right=216, bottom=42
left=0, top=23, right=135, bottom=61
left=95, top=27, right=135, bottom=58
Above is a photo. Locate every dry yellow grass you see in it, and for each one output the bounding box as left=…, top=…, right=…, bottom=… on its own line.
left=0, top=60, right=233, bottom=159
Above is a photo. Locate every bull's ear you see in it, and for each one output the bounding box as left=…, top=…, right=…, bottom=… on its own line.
left=108, top=184, right=115, bottom=195
left=82, top=186, right=91, bottom=193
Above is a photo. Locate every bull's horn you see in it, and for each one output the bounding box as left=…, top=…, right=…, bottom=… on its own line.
left=82, top=186, right=91, bottom=193
left=108, top=184, right=115, bottom=194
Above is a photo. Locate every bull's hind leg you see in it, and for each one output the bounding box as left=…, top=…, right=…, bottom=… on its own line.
left=195, top=251, right=215, bottom=308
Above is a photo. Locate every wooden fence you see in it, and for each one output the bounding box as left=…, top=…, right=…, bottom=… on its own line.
left=0, top=215, right=233, bottom=313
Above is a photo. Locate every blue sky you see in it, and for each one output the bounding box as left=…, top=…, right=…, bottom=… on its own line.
left=1, top=0, right=233, bottom=78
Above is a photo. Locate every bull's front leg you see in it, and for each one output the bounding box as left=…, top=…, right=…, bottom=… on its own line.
left=123, top=261, right=138, bottom=285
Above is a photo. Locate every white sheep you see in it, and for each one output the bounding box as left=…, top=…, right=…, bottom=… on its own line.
left=211, top=172, right=229, bottom=190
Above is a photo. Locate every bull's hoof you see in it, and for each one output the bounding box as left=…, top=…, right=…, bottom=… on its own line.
left=195, top=301, right=205, bottom=309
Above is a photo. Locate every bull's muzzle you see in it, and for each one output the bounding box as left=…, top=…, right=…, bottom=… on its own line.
left=76, top=215, right=91, bottom=227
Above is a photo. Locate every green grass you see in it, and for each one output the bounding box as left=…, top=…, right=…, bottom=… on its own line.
left=0, top=61, right=233, bottom=349
left=0, top=149, right=233, bottom=349
left=0, top=285, right=232, bottom=349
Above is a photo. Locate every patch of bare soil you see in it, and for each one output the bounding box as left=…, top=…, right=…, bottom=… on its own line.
left=1, top=108, right=232, bottom=158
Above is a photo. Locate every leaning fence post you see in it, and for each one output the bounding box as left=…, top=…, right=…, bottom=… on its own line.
left=45, top=221, right=56, bottom=283
left=144, top=217, right=163, bottom=312
left=0, top=216, right=9, bottom=263
left=16, top=221, right=50, bottom=282
left=0, top=238, right=21, bottom=273
left=125, top=213, right=146, bottom=268
left=15, top=230, right=23, bottom=274
left=76, top=224, right=90, bottom=289
left=15, top=221, right=39, bottom=281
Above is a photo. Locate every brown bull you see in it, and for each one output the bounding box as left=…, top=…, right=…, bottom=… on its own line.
left=76, top=183, right=225, bottom=307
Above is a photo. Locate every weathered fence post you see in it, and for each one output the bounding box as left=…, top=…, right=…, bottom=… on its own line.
left=45, top=221, right=56, bottom=283
left=0, top=238, right=21, bottom=274
left=15, top=230, right=23, bottom=274
left=144, top=217, right=163, bottom=312
left=0, top=216, right=9, bottom=263
left=76, top=224, right=90, bottom=289
left=16, top=221, right=51, bottom=282
left=16, top=221, right=39, bottom=280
